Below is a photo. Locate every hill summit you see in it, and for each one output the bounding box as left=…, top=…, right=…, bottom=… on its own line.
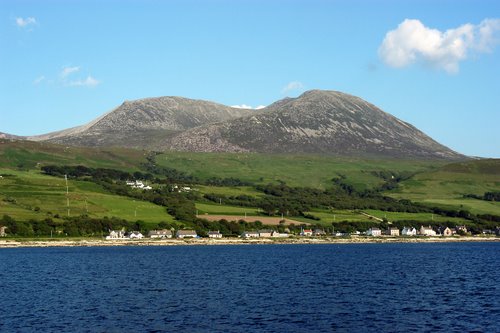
left=30, top=90, right=462, bottom=159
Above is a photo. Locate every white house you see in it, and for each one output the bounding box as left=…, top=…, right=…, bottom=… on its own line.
left=419, top=226, right=437, bottom=236
left=439, top=227, right=453, bottom=237
left=207, top=230, right=223, bottom=238
left=386, top=227, right=400, bottom=236
left=176, top=229, right=198, bottom=238
left=242, top=231, right=260, bottom=238
left=259, top=229, right=274, bottom=238
left=106, top=230, right=126, bottom=239
left=300, top=229, right=313, bottom=236
left=128, top=231, right=144, bottom=239
left=366, top=228, right=382, bottom=236
left=0, top=226, right=7, bottom=237
left=271, top=230, right=289, bottom=238
left=401, top=227, right=417, bottom=236
left=126, top=180, right=152, bottom=190
left=148, top=229, right=173, bottom=239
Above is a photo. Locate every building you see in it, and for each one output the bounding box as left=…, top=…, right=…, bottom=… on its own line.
left=126, top=180, right=152, bottom=190
left=242, top=231, right=260, bottom=238
left=402, top=227, right=417, bottom=236
left=300, top=229, right=313, bottom=236
left=207, top=230, right=223, bottom=238
left=106, top=230, right=126, bottom=239
left=386, top=227, right=400, bottom=236
left=0, top=226, right=6, bottom=237
left=313, top=229, right=326, bottom=236
left=128, top=231, right=144, bottom=239
left=439, top=227, right=453, bottom=237
left=366, top=228, right=382, bottom=236
left=271, top=230, right=289, bottom=238
left=259, top=229, right=274, bottom=238
left=419, top=226, right=437, bottom=236
left=455, top=225, right=468, bottom=234
left=176, top=229, right=198, bottom=238
left=148, top=229, right=173, bottom=239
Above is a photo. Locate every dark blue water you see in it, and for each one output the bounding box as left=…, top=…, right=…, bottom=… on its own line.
left=0, top=243, right=498, bottom=333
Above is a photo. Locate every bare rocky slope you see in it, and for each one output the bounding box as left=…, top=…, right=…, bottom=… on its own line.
left=30, top=96, right=253, bottom=148
left=29, top=90, right=463, bottom=159
left=159, top=90, right=462, bottom=159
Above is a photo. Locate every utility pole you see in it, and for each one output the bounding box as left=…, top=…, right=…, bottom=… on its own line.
left=65, top=174, right=70, bottom=217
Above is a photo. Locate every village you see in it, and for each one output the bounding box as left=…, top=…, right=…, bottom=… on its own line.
left=104, top=225, right=500, bottom=240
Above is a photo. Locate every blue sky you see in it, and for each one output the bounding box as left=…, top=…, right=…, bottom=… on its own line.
left=1, top=0, right=499, bottom=157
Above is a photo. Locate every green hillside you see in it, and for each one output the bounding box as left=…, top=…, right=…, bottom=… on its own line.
left=1, top=140, right=498, bottom=235
left=156, top=152, right=443, bottom=190
left=0, top=139, right=147, bottom=171
left=0, top=168, right=174, bottom=225
left=388, top=159, right=500, bottom=215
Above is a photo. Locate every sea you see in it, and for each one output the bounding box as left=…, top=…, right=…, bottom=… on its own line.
left=0, top=243, right=498, bottom=333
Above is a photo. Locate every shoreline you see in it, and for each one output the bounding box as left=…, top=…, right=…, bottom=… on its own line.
left=0, top=236, right=499, bottom=248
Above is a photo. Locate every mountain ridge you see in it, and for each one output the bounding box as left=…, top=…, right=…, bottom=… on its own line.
left=19, top=90, right=464, bottom=159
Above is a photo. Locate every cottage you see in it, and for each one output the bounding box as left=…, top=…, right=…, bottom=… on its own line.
left=241, top=231, right=260, bottom=238
left=176, top=229, right=198, bottom=238
left=300, top=229, right=313, bottom=237
left=439, top=227, right=453, bottom=237
left=386, top=227, right=400, bottom=236
left=207, top=230, right=223, bottom=238
left=366, top=228, right=382, bottom=236
left=455, top=225, right=468, bottom=234
left=419, top=226, right=437, bottom=236
left=0, top=226, right=6, bottom=237
left=259, top=229, right=274, bottom=238
left=148, top=229, right=173, bottom=239
left=128, top=231, right=144, bottom=239
left=401, top=227, right=417, bottom=236
left=106, top=230, right=126, bottom=239
left=313, top=229, right=326, bottom=236
left=271, top=230, right=289, bottom=238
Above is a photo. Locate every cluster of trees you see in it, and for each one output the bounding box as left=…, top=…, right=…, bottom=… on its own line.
left=0, top=214, right=132, bottom=237
left=464, top=191, right=500, bottom=202
left=41, top=165, right=154, bottom=183
left=203, top=183, right=434, bottom=217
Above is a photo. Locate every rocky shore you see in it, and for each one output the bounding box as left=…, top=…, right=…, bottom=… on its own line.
left=0, top=236, right=498, bottom=248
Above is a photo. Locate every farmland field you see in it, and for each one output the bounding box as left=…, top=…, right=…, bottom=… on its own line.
left=0, top=169, right=174, bottom=225
left=388, top=159, right=500, bottom=215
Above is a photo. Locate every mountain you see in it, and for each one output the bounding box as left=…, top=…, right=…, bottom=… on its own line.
left=30, top=96, right=253, bottom=148
left=28, top=90, right=463, bottom=159
left=159, top=90, right=462, bottom=159
left=0, top=132, right=21, bottom=140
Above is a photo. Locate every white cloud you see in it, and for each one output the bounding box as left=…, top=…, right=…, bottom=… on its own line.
left=60, top=66, right=80, bottom=78
left=68, top=75, right=100, bottom=87
left=16, top=17, right=37, bottom=28
left=33, top=75, right=45, bottom=85
left=379, top=18, right=500, bottom=73
left=231, top=104, right=266, bottom=110
left=281, top=81, right=304, bottom=94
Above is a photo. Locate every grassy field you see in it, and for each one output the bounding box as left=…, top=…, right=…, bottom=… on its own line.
left=388, top=159, right=500, bottom=215
left=157, top=152, right=442, bottom=190
left=0, top=139, right=147, bottom=171
left=195, top=202, right=260, bottom=216
left=0, top=169, right=174, bottom=225
left=362, top=209, right=469, bottom=224
left=195, top=185, right=263, bottom=197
